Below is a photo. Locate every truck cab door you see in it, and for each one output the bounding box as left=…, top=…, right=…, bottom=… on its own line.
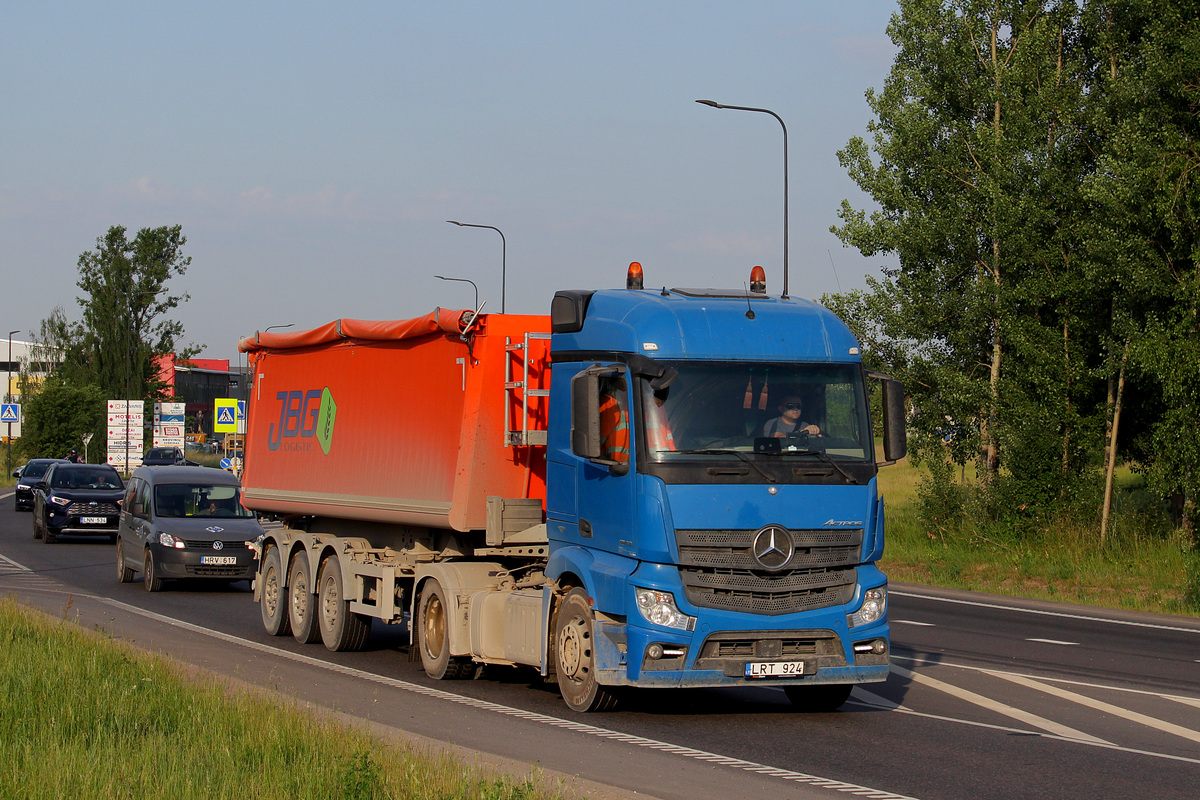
left=568, top=364, right=639, bottom=558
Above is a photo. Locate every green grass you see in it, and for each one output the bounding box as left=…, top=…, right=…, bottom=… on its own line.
left=878, top=455, right=1198, bottom=616
left=0, top=598, right=566, bottom=800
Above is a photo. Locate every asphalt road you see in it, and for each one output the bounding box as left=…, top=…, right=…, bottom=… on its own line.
left=2, top=489, right=1199, bottom=800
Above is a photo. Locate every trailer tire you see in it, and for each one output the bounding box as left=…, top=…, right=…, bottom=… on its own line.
left=288, top=553, right=321, bottom=644
left=554, top=588, right=620, bottom=712
left=417, top=579, right=475, bottom=680
left=317, top=556, right=370, bottom=652
left=259, top=545, right=291, bottom=637
left=784, top=683, right=853, bottom=712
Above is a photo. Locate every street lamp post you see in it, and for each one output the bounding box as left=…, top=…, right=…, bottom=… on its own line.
left=696, top=99, right=791, bottom=300
left=6, top=329, right=19, bottom=477
left=446, top=221, right=506, bottom=313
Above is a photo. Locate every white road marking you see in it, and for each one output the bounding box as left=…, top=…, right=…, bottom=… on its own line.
left=848, top=689, right=1200, bottom=766
left=985, top=670, right=1200, bottom=746
left=891, top=588, right=1200, bottom=635
left=889, top=663, right=1111, bottom=744
left=1025, top=638, right=1079, bottom=646
left=892, top=619, right=935, bottom=626
left=2, top=579, right=924, bottom=800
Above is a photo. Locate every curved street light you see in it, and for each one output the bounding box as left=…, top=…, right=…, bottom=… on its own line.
left=434, top=275, right=480, bottom=312
left=446, top=220, right=506, bottom=313
left=696, top=99, right=791, bottom=300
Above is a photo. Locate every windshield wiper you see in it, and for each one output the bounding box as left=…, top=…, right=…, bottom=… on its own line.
left=768, top=448, right=860, bottom=485
left=673, top=449, right=777, bottom=483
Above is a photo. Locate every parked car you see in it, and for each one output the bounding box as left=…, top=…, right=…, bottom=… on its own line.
left=142, top=446, right=196, bottom=467
left=11, top=458, right=69, bottom=511
left=31, top=463, right=125, bottom=543
left=117, top=466, right=263, bottom=592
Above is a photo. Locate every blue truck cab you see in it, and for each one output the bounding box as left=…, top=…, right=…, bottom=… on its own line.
left=543, top=275, right=906, bottom=712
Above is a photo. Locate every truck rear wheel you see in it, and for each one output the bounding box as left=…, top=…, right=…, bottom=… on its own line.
left=317, top=557, right=370, bottom=652
left=555, top=588, right=619, bottom=712
left=260, top=545, right=291, bottom=637
left=417, top=579, right=475, bottom=679
left=784, top=683, right=853, bottom=712
left=288, top=554, right=321, bottom=644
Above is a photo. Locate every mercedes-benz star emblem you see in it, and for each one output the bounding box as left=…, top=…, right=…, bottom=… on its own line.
left=751, top=525, right=794, bottom=571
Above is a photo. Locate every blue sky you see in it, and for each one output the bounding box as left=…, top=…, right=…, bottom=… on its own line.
left=2, top=1, right=900, bottom=361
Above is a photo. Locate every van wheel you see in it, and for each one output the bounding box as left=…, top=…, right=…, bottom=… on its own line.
left=555, top=588, right=619, bottom=712
left=117, top=540, right=134, bottom=583
left=288, top=554, right=321, bottom=644
left=417, top=579, right=475, bottom=679
left=317, top=557, right=370, bottom=652
left=259, top=546, right=291, bottom=636
left=144, top=551, right=163, bottom=592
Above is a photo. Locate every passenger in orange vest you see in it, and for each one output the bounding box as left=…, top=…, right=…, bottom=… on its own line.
left=598, top=384, right=630, bottom=464
left=645, top=386, right=676, bottom=452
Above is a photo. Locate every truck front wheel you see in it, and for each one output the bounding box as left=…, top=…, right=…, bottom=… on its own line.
left=554, top=588, right=619, bottom=712
left=259, top=546, right=291, bottom=637
left=288, top=554, right=321, bottom=644
left=317, top=557, right=370, bottom=652
left=417, top=579, right=475, bottom=679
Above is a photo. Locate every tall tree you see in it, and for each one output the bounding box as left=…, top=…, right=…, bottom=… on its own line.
left=45, top=225, right=195, bottom=403
left=833, top=0, right=1104, bottom=505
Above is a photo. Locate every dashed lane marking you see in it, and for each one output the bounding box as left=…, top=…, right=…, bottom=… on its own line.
left=891, top=620, right=935, bottom=626
left=1025, top=638, right=1079, bottom=646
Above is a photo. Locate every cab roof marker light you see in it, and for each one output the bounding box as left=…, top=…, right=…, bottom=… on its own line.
left=750, top=266, right=767, bottom=294
left=627, top=261, right=644, bottom=290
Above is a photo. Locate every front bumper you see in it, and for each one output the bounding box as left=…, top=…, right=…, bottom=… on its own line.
left=46, top=513, right=119, bottom=537
left=149, top=544, right=257, bottom=580
left=14, top=488, right=33, bottom=510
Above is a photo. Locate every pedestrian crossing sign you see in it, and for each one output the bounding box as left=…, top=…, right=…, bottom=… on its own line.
left=0, top=403, right=18, bottom=423
left=214, top=399, right=238, bottom=433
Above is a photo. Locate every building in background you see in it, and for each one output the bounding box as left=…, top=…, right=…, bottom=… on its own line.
left=2, top=337, right=60, bottom=440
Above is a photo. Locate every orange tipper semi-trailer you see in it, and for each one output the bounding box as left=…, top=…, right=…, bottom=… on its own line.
left=240, top=264, right=907, bottom=712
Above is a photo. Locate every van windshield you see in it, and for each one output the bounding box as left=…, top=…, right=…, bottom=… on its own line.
left=153, top=484, right=255, bottom=519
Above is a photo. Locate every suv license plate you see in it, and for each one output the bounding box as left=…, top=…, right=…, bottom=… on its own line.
left=201, top=556, right=237, bottom=565
left=80, top=516, right=107, bottom=524
left=745, top=661, right=805, bottom=678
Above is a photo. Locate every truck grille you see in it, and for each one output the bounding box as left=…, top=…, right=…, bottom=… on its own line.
left=675, top=528, right=861, bottom=615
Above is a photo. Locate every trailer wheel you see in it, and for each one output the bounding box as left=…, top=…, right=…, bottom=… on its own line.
left=288, top=553, right=321, bottom=644
left=259, top=545, right=291, bottom=637
left=317, top=556, right=370, bottom=652
left=554, top=588, right=619, bottom=712
left=417, top=579, right=475, bottom=679
left=784, top=684, right=853, bottom=712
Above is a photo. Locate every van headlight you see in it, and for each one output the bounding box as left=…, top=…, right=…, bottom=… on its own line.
left=848, top=585, right=887, bottom=628
left=634, top=588, right=696, bottom=631
left=156, top=531, right=186, bottom=549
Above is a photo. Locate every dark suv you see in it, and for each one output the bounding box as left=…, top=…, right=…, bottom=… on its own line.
left=31, top=463, right=125, bottom=543
left=12, top=458, right=68, bottom=511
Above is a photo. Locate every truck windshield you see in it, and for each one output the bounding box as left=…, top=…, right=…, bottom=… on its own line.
left=639, top=362, right=873, bottom=465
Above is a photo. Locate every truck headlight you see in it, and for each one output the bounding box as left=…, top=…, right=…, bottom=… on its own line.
left=634, top=588, right=696, bottom=631
left=848, top=585, right=887, bottom=628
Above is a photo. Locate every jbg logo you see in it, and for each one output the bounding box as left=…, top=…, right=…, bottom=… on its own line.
left=268, top=388, right=337, bottom=454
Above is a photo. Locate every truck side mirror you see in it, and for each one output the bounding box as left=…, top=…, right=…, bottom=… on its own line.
left=881, top=378, right=907, bottom=464
left=570, top=365, right=629, bottom=473
left=571, top=371, right=602, bottom=459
